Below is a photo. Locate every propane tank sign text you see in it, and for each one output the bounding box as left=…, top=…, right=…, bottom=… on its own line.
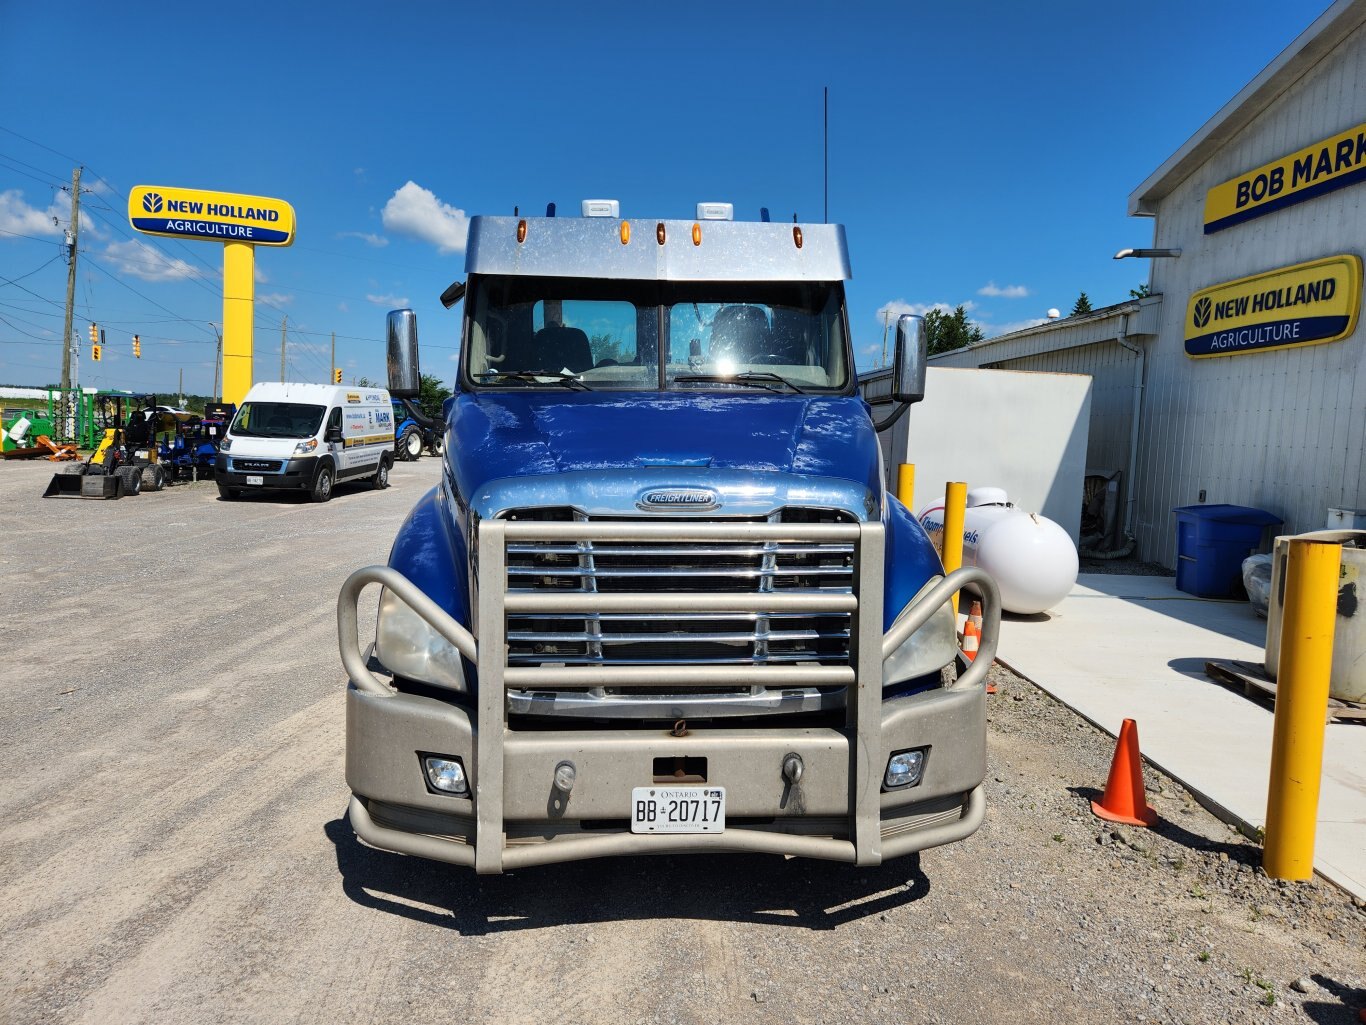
left=1184, top=255, right=1362, bottom=358
left=127, top=185, right=296, bottom=246
left=1204, top=122, right=1366, bottom=234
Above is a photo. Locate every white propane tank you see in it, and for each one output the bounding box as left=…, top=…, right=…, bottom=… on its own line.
left=917, top=487, right=1079, bottom=615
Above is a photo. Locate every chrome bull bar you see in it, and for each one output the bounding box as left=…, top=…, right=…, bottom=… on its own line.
left=338, top=518, right=1001, bottom=873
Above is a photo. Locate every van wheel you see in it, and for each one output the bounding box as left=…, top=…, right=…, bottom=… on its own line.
left=399, top=427, right=421, bottom=461
left=310, top=465, right=334, bottom=503
left=372, top=457, right=391, bottom=490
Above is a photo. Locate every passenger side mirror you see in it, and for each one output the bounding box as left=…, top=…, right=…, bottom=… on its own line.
left=441, top=396, right=455, bottom=420
left=387, top=309, right=421, bottom=398
left=892, top=314, right=927, bottom=404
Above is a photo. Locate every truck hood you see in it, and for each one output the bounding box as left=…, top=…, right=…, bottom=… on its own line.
left=448, top=392, right=881, bottom=501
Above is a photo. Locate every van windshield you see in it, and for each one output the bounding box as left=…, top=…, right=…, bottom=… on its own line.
left=464, top=275, right=851, bottom=393
left=231, top=402, right=327, bottom=439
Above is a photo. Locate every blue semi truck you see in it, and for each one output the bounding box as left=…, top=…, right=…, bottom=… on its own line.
left=338, top=201, right=1000, bottom=874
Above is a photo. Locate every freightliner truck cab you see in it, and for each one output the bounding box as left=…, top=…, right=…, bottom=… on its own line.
left=339, top=201, right=1001, bottom=874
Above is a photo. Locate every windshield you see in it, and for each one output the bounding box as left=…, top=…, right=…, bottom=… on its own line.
left=231, top=402, right=327, bottom=439
left=464, top=275, right=850, bottom=392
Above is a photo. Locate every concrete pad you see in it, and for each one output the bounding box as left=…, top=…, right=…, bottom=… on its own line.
left=993, top=572, right=1366, bottom=900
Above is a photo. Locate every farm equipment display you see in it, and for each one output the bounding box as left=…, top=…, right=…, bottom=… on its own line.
left=44, top=394, right=171, bottom=499
left=158, top=402, right=235, bottom=481
left=392, top=397, right=443, bottom=461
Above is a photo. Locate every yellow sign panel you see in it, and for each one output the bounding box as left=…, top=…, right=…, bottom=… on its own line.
left=127, top=185, right=295, bottom=246
left=1204, top=122, right=1366, bottom=233
left=1184, top=255, right=1361, bottom=358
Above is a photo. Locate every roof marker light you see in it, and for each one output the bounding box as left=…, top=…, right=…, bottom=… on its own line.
left=516, top=219, right=527, bottom=244
left=582, top=199, right=620, bottom=218
left=692, top=223, right=702, bottom=246
left=656, top=222, right=666, bottom=245
left=620, top=221, right=631, bottom=245
left=546, top=202, right=557, bottom=218
left=793, top=226, right=803, bottom=249
left=760, top=207, right=771, bottom=222
left=696, top=202, right=733, bottom=221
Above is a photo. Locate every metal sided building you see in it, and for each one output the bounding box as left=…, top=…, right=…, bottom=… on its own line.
left=901, top=0, right=1366, bottom=568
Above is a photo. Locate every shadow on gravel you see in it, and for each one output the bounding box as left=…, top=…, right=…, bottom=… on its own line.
left=324, top=816, right=930, bottom=934
left=1067, top=785, right=1260, bottom=864
left=1304, top=974, right=1366, bottom=1024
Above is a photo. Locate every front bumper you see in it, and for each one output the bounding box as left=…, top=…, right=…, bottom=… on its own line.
left=214, top=454, right=319, bottom=490
left=338, top=519, right=1001, bottom=873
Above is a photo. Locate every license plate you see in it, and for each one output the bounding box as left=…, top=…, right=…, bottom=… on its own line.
left=630, top=786, right=725, bottom=834
left=246, top=475, right=264, bottom=486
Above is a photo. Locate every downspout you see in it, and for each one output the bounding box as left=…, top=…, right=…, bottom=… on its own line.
left=1115, top=311, right=1145, bottom=540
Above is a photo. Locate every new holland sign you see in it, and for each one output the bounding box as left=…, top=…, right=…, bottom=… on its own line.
left=1184, top=255, right=1362, bottom=358
left=1204, top=121, right=1366, bottom=234
left=127, top=186, right=295, bottom=246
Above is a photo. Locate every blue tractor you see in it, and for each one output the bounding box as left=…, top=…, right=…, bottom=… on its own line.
left=392, top=396, right=443, bottom=461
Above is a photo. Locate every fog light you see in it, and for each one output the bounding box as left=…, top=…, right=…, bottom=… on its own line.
left=423, top=756, right=468, bottom=795
left=884, top=749, right=926, bottom=789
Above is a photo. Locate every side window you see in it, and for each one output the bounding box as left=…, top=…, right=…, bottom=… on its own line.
left=327, top=407, right=342, bottom=436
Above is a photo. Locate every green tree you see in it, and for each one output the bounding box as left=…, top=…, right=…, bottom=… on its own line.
left=1071, top=292, right=1093, bottom=316
left=1129, top=283, right=1152, bottom=300
left=417, top=373, right=452, bottom=419
left=923, top=304, right=985, bottom=355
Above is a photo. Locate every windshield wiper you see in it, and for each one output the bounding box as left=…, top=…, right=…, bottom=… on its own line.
left=673, top=371, right=805, bottom=394
left=478, top=370, right=591, bottom=391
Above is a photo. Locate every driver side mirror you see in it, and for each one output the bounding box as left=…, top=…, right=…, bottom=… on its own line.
left=325, top=426, right=344, bottom=443
left=387, top=309, right=421, bottom=398
left=892, top=314, right=927, bottom=404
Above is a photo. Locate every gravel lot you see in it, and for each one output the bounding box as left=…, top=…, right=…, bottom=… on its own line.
left=1, top=456, right=1362, bottom=1024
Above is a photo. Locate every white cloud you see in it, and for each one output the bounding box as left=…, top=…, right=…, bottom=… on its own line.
left=337, top=302, right=350, bottom=314
left=977, top=281, right=1030, bottom=299
left=100, top=239, right=201, bottom=282
left=366, top=292, right=409, bottom=307
left=875, top=298, right=976, bottom=325
left=258, top=292, right=293, bottom=306
left=254, top=266, right=268, bottom=283
left=337, top=230, right=389, bottom=248
left=381, top=181, right=468, bottom=254
left=0, top=189, right=60, bottom=238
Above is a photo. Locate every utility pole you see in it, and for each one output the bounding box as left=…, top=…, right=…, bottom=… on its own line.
left=880, top=310, right=891, bottom=368
left=280, top=315, right=287, bottom=382
left=210, top=323, right=222, bottom=401
left=179, top=367, right=183, bottom=404
left=59, top=167, right=83, bottom=436
left=330, top=331, right=335, bottom=384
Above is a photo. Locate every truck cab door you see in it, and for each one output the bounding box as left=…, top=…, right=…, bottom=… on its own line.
left=325, top=407, right=346, bottom=470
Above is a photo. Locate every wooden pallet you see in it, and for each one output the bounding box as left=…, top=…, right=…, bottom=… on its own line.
left=1204, top=659, right=1366, bottom=724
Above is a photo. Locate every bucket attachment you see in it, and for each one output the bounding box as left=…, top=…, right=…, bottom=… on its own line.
left=43, top=471, right=123, bottom=499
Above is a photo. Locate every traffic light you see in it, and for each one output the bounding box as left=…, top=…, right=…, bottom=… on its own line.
left=88, top=322, right=98, bottom=345
left=133, top=334, right=141, bottom=359
left=333, top=367, right=342, bottom=384
left=92, top=343, right=102, bottom=362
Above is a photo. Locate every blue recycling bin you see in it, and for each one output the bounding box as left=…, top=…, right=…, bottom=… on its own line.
left=1172, top=504, right=1282, bottom=598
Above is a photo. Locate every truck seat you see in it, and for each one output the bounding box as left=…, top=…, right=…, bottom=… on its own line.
left=534, top=326, right=593, bottom=373
left=709, top=305, right=770, bottom=363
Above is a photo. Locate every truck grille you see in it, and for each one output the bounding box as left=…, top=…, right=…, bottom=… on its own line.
left=503, top=508, right=855, bottom=668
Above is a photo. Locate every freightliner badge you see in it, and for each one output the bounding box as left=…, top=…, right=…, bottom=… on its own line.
left=1184, top=255, right=1361, bottom=358
left=127, top=185, right=295, bottom=246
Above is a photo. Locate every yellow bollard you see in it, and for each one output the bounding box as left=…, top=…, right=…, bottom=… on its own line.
left=896, top=463, right=915, bottom=509
left=942, top=481, right=968, bottom=617
left=1263, top=537, right=1340, bottom=881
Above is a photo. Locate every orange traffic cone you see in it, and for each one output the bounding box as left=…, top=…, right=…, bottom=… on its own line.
left=962, top=601, right=983, bottom=662
left=1091, top=718, right=1158, bottom=827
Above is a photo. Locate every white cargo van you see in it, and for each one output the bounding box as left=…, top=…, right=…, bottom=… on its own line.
left=214, top=382, right=395, bottom=502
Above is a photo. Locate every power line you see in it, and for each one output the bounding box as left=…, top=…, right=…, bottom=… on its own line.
left=83, top=258, right=217, bottom=339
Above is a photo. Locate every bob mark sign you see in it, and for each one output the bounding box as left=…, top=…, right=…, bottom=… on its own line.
left=1184, top=255, right=1361, bottom=358
left=1204, top=121, right=1366, bottom=234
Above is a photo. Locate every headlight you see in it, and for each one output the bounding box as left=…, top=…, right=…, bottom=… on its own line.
left=883, top=578, right=958, bottom=687
left=294, top=438, right=318, bottom=454
left=374, top=588, right=468, bottom=691
left=219, top=437, right=232, bottom=451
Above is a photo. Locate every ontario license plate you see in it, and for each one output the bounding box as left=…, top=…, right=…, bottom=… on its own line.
left=630, top=786, right=725, bottom=834
left=246, top=475, right=264, bottom=486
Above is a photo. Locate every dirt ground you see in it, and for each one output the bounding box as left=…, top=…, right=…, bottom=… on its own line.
left=1, top=456, right=1362, bottom=1025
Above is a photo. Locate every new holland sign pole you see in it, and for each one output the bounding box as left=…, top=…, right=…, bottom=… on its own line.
left=127, top=186, right=296, bottom=405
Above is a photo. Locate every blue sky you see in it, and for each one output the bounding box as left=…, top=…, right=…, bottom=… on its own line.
left=0, top=0, right=1327, bottom=395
